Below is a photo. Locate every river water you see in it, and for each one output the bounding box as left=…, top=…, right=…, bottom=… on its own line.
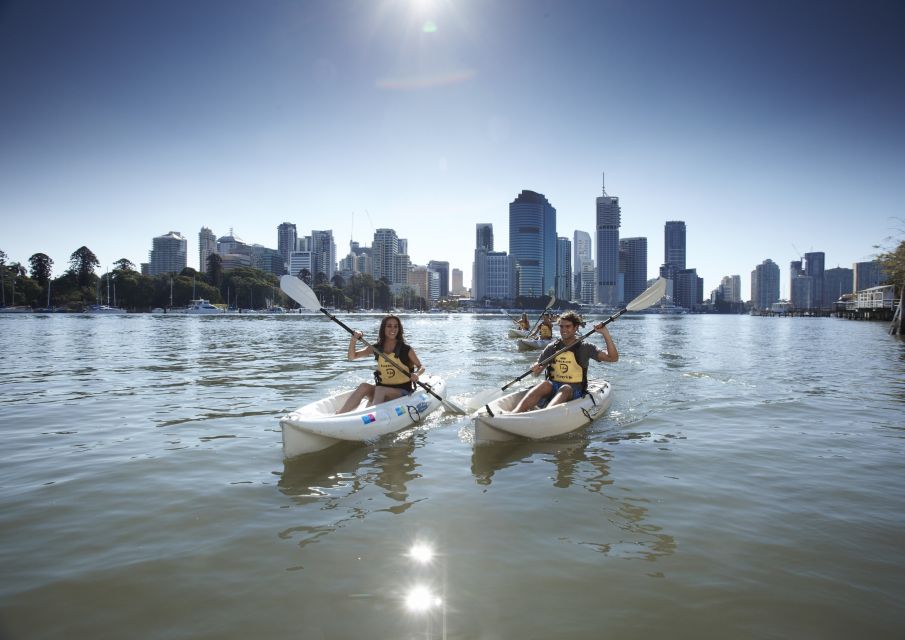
left=1, top=312, right=903, bottom=639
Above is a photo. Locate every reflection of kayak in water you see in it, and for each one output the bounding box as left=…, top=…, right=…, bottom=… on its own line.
left=516, top=338, right=552, bottom=351
left=508, top=328, right=529, bottom=338
left=473, top=380, right=613, bottom=442
left=280, top=374, right=447, bottom=457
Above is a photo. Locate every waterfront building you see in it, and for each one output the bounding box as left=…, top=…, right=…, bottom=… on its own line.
left=148, top=231, right=187, bottom=276
left=751, top=259, right=780, bottom=311
left=510, top=190, right=557, bottom=298
left=372, top=228, right=399, bottom=284
left=664, top=221, right=687, bottom=271
left=288, top=251, right=313, bottom=279
left=619, top=236, right=647, bottom=304
left=428, top=260, right=450, bottom=298
left=579, top=259, right=596, bottom=305
left=395, top=253, right=412, bottom=289
left=311, top=230, right=336, bottom=282
left=451, top=268, right=465, bottom=296
left=251, top=245, right=285, bottom=276
left=573, top=230, right=592, bottom=300
left=476, top=223, right=494, bottom=251
left=719, top=275, right=742, bottom=303
left=854, top=260, right=884, bottom=291
left=199, top=227, right=216, bottom=273
left=277, top=223, right=297, bottom=269
left=556, top=237, right=572, bottom=301
left=824, top=266, right=854, bottom=304
left=595, top=175, right=620, bottom=306
left=675, top=268, right=702, bottom=310
left=804, top=251, right=826, bottom=309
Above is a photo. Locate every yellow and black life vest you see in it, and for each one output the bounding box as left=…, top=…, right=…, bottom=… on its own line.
left=545, top=342, right=588, bottom=392
left=373, top=342, right=414, bottom=390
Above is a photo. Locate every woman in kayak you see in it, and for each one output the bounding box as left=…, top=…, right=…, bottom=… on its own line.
left=516, top=312, right=530, bottom=331
left=335, top=314, right=425, bottom=413
left=512, top=310, right=618, bottom=413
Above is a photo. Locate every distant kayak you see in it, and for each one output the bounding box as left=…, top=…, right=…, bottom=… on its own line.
left=280, top=374, right=447, bottom=457
left=508, top=328, right=529, bottom=339
left=516, top=337, right=552, bottom=351
left=473, top=380, right=613, bottom=442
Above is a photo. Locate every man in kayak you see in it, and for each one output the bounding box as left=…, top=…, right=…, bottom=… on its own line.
left=530, top=312, right=554, bottom=340
left=335, top=315, right=425, bottom=413
left=512, top=310, right=618, bottom=413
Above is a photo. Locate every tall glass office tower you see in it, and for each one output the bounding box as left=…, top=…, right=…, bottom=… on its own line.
left=509, top=190, right=556, bottom=298
left=664, top=221, right=686, bottom=270
left=596, top=175, right=621, bottom=306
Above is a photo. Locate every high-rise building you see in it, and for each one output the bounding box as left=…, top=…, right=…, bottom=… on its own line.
left=199, top=227, right=216, bottom=272
left=428, top=260, right=449, bottom=298
left=451, top=268, right=464, bottom=296
left=595, top=175, right=620, bottom=306
left=804, top=251, right=825, bottom=309
left=675, top=268, right=701, bottom=310
left=510, top=190, right=557, bottom=298
left=579, top=260, right=596, bottom=304
left=664, top=221, right=686, bottom=271
left=277, top=223, right=297, bottom=269
left=619, top=237, right=647, bottom=304
left=476, top=224, right=494, bottom=251
left=311, top=230, right=336, bottom=281
left=854, top=261, right=884, bottom=291
left=372, top=228, right=399, bottom=283
left=718, top=275, right=741, bottom=303
left=556, top=237, right=572, bottom=301
left=824, top=267, right=854, bottom=304
left=148, top=231, right=188, bottom=276
left=573, top=230, right=592, bottom=300
left=751, top=259, right=780, bottom=311
left=288, top=251, right=313, bottom=280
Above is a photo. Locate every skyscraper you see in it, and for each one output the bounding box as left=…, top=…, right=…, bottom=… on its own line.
left=509, top=190, right=557, bottom=298
left=595, top=176, right=620, bottom=306
left=148, top=231, right=188, bottom=276
left=573, top=230, right=592, bottom=299
left=277, top=223, right=297, bottom=269
left=619, top=237, right=647, bottom=303
left=311, top=230, right=336, bottom=281
left=556, top=237, right=572, bottom=301
left=372, top=228, right=398, bottom=283
left=199, top=227, right=216, bottom=272
left=476, top=224, right=494, bottom=251
left=751, top=259, right=780, bottom=311
left=804, top=251, right=825, bottom=309
left=664, top=221, right=686, bottom=271
left=428, top=260, right=449, bottom=298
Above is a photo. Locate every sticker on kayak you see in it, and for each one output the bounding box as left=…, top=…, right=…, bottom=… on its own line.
left=361, top=413, right=377, bottom=425
left=395, top=406, right=405, bottom=416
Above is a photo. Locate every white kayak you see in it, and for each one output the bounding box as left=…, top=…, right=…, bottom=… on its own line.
left=473, top=379, right=613, bottom=442
left=280, top=374, right=447, bottom=457
left=516, top=337, right=552, bottom=351
left=508, top=328, right=529, bottom=339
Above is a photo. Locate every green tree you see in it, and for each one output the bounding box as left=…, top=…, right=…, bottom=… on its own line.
left=877, top=238, right=904, bottom=291
left=113, top=258, right=135, bottom=272
left=206, top=253, right=223, bottom=288
left=29, top=253, right=53, bottom=287
left=0, top=248, right=7, bottom=306
left=69, top=246, right=100, bottom=287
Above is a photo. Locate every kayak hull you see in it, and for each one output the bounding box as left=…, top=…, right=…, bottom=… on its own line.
left=473, top=380, right=613, bottom=442
left=508, top=328, right=529, bottom=339
left=516, top=338, right=551, bottom=351
left=280, top=374, right=447, bottom=457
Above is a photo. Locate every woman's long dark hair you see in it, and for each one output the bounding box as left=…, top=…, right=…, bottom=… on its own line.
left=376, top=314, right=406, bottom=350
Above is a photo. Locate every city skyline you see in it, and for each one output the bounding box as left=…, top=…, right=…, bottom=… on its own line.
left=2, top=0, right=903, bottom=301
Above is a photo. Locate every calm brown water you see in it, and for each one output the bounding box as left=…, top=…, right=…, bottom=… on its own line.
left=1, top=313, right=903, bottom=639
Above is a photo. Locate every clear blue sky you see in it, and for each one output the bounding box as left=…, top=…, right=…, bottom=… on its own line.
left=2, top=0, right=903, bottom=300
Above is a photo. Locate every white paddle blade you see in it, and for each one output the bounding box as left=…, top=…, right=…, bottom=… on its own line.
left=465, top=388, right=505, bottom=414
left=626, top=277, right=667, bottom=312
left=280, top=275, right=322, bottom=311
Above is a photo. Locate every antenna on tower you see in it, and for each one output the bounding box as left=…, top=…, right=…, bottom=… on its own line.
left=601, top=171, right=607, bottom=196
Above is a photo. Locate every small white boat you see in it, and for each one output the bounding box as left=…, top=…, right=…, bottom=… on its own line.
left=280, top=374, right=447, bottom=457
left=508, top=328, right=529, bottom=339
left=182, top=299, right=222, bottom=315
left=516, top=337, right=552, bottom=351
left=473, top=380, right=613, bottom=442
left=84, top=304, right=127, bottom=315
